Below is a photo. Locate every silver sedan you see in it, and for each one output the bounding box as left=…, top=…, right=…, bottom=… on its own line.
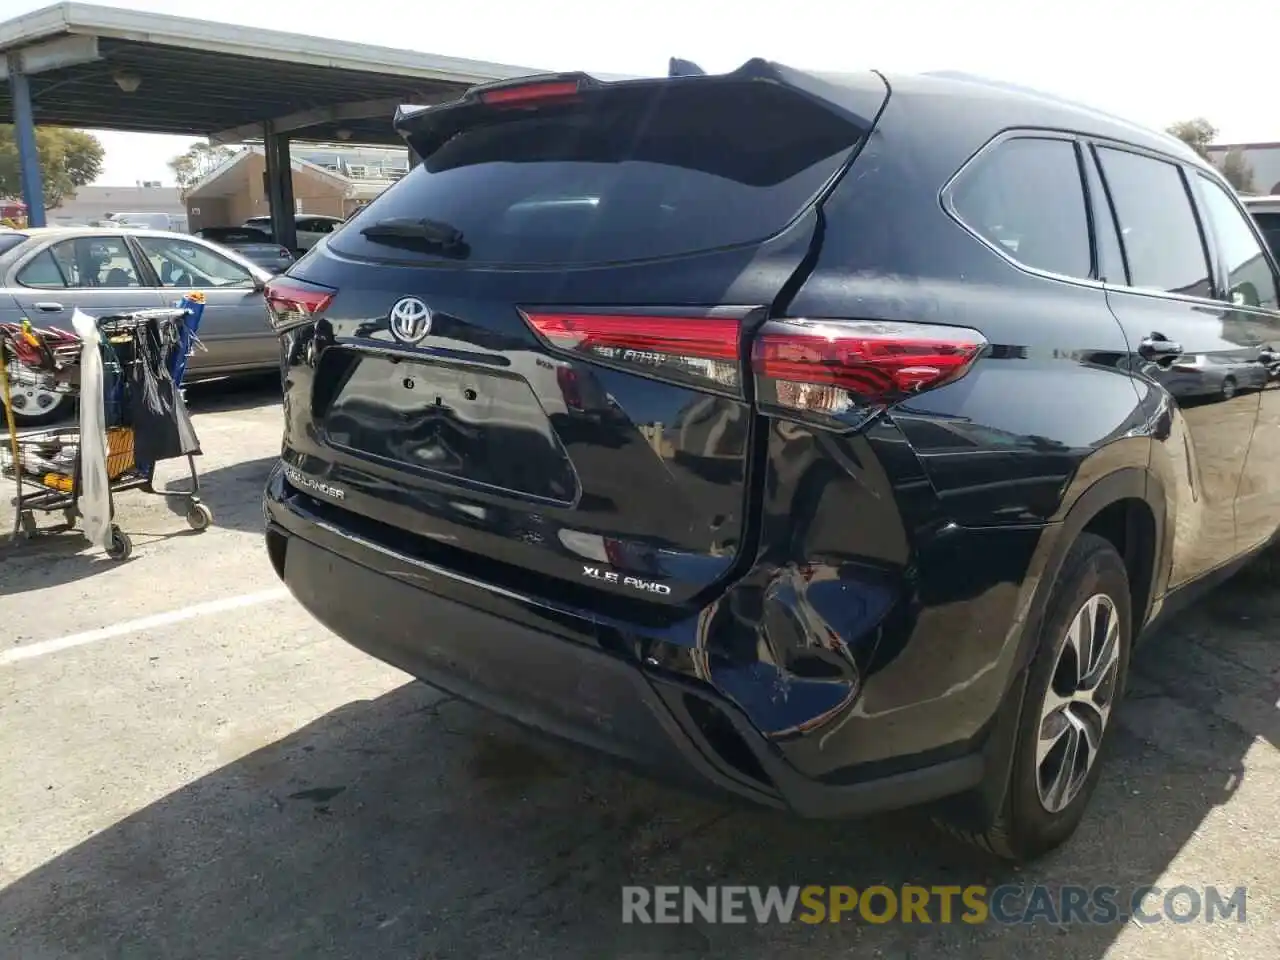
left=0, top=227, right=277, bottom=426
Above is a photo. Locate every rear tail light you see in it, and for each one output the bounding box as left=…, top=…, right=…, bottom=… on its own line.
left=479, top=80, right=581, bottom=107
left=752, top=319, right=987, bottom=427
left=523, top=311, right=985, bottom=424
left=264, top=276, right=336, bottom=333
left=522, top=311, right=742, bottom=394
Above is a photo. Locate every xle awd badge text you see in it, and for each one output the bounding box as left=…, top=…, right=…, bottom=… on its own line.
left=582, top=565, right=672, bottom=595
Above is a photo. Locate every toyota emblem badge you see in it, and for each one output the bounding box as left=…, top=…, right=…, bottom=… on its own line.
left=388, top=297, right=432, bottom=344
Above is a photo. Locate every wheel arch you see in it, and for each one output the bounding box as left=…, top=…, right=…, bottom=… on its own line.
left=957, top=464, right=1166, bottom=830
left=1027, top=466, right=1167, bottom=671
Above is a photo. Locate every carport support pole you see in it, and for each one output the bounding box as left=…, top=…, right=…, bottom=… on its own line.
left=8, top=65, right=46, bottom=228
left=263, top=120, right=298, bottom=253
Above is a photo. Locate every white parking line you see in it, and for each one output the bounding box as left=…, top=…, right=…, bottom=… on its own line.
left=0, top=588, right=291, bottom=666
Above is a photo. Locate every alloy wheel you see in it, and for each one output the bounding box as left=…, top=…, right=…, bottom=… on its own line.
left=1035, top=592, right=1122, bottom=813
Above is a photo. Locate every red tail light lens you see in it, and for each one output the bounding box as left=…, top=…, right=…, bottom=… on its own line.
left=752, top=319, right=987, bottom=426
left=522, top=310, right=742, bottom=393
left=479, top=80, right=581, bottom=107
left=264, top=276, right=336, bottom=333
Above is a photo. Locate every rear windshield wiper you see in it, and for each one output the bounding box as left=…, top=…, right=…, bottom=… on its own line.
left=359, top=217, right=470, bottom=257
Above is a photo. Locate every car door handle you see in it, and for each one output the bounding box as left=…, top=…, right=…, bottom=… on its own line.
left=1138, top=335, right=1182, bottom=360
left=33, top=301, right=64, bottom=312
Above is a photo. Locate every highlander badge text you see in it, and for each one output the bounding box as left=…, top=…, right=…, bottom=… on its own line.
left=285, top=466, right=346, bottom=501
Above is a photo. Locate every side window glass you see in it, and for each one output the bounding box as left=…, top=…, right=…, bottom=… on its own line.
left=17, top=249, right=68, bottom=288
left=1196, top=177, right=1279, bottom=311
left=136, top=236, right=253, bottom=288
left=50, top=243, right=81, bottom=286
left=1095, top=147, right=1212, bottom=299
left=1082, top=148, right=1128, bottom=285
left=950, top=137, right=1092, bottom=280
left=1253, top=212, right=1280, bottom=262
left=73, top=237, right=141, bottom=288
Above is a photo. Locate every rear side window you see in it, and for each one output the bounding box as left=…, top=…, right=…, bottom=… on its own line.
left=17, top=249, right=67, bottom=288
left=1094, top=147, right=1212, bottom=299
left=949, top=137, right=1091, bottom=280
left=1195, top=177, right=1279, bottom=311
left=333, top=81, right=865, bottom=266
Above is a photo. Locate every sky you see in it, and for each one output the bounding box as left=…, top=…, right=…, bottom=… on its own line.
left=8, top=0, right=1274, bottom=186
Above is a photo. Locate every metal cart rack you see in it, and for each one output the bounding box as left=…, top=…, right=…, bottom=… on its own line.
left=0, top=301, right=213, bottom=560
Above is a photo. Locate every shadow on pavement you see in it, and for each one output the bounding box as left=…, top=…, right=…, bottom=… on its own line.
left=0, top=515, right=207, bottom=597
left=2, top=563, right=1275, bottom=959
left=157, top=455, right=278, bottom=536
left=0, top=375, right=280, bottom=594
left=0, top=454, right=279, bottom=597
left=183, top=371, right=282, bottom=415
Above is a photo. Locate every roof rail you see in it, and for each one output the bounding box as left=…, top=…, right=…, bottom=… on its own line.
left=921, top=70, right=1199, bottom=160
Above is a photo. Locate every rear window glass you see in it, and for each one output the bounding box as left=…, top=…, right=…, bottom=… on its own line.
left=333, top=81, right=865, bottom=266
left=204, top=228, right=270, bottom=243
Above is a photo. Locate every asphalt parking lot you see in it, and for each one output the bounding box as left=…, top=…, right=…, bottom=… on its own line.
left=1, top=377, right=1278, bottom=960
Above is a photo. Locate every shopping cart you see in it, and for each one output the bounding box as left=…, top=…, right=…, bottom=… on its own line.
left=0, top=296, right=213, bottom=560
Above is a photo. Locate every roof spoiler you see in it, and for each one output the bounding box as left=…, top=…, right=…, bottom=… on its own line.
left=394, top=60, right=888, bottom=159
left=668, top=57, right=706, bottom=77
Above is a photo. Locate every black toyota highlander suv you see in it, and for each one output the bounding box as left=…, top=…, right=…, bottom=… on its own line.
left=262, top=61, right=1280, bottom=862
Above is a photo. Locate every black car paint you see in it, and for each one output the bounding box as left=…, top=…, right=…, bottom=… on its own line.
left=264, top=69, right=1280, bottom=820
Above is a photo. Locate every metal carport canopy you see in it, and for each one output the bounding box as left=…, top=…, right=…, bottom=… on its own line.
left=0, top=2, right=542, bottom=143
left=0, top=2, right=544, bottom=235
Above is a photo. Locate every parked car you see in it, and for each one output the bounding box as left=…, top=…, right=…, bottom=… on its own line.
left=242, top=214, right=345, bottom=252
left=1244, top=195, right=1280, bottom=262
left=108, top=212, right=187, bottom=232
left=262, top=64, right=1280, bottom=862
left=195, top=226, right=294, bottom=274
left=0, top=227, right=276, bottom=425
left=1154, top=353, right=1270, bottom=400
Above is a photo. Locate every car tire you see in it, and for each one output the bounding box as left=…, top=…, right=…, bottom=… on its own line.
left=1221, top=376, right=1237, bottom=400
left=939, top=532, right=1131, bottom=862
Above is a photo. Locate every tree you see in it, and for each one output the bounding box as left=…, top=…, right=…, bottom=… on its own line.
left=1167, top=117, right=1216, bottom=159
left=1219, top=149, right=1256, bottom=194
left=1166, top=117, right=1257, bottom=193
left=0, top=125, right=104, bottom=209
left=169, top=142, right=237, bottom=197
